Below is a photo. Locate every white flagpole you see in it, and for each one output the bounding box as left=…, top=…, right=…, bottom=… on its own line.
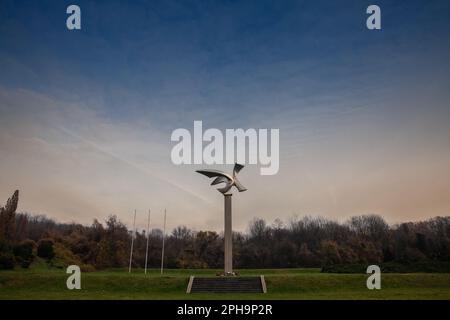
left=144, top=209, right=151, bottom=274
left=128, top=209, right=136, bottom=273
left=160, top=209, right=166, bottom=275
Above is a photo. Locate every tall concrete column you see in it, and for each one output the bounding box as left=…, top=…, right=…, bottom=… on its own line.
left=196, top=164, right=246, bottom=276
left=224, top=193, right=233, bottom=275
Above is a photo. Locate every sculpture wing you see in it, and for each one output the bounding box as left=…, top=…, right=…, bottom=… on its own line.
left=211, top=176, right=229, bottom=185
left=197, top=166, right=246, bottom=193
left=217, top=184, right=233, bottom=194
left=196, top=170, right=233, bottom=181
left=233, top=177, right=247, bottom=192
left=233, top=163, right=245, bottom=175
left=232, top=164, right=247, bottom=192
left=197, top=170, right=234, bottom=194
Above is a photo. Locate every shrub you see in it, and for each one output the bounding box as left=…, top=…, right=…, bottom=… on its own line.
left=13, top=239, right=36, bottom=268
left=0, top=251, right=15, bottom=269
left=51, top=242, right=83, bottom=269
left=37, top=239, right=55, bottom=260
left=321, top=261, right=450, bottom=273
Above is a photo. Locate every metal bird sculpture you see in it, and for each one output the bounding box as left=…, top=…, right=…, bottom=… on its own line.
left=196, top=163, right=247, bottom=194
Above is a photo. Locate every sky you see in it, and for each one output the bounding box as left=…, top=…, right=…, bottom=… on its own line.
left=1, top=0, right=450, bottom=232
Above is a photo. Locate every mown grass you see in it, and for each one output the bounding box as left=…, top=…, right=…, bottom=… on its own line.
left=0, top=267, right=449, bottom=299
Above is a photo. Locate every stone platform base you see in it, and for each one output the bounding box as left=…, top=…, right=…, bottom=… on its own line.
left=186, top=275, right=266, bottom=293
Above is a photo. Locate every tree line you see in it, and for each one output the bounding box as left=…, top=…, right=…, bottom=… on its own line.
left=1, top=190, right=449, bottom=271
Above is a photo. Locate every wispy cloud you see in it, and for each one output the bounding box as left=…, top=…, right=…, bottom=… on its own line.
left=1, top=1, right=450, bottom=229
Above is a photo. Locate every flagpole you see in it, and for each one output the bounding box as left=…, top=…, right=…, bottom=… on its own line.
left=160, top=209, right=166, bottom=275
left=128, top=209, right=136, bottom=273
left=144, top=209, right=151, bottom=274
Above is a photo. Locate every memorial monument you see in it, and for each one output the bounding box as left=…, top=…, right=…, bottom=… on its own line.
left=196, top=163, right=247, bottom=275
left=187, top=164, right=266, bottom=293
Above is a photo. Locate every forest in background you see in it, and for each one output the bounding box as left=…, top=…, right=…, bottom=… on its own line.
left=1, top=190, right=450, bottom=272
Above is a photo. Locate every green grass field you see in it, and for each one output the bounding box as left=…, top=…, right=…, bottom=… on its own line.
left=1, top=268, right=449, bottom=300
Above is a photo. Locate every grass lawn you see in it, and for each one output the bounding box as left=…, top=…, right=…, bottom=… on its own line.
left=0, top=267, right=449, bottom=300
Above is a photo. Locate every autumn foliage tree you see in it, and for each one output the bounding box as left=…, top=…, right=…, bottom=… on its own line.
left=2, top=189, right=449, bottom=271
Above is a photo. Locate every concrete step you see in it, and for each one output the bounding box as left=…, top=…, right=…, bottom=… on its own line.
left=187, top=276, right=266, bottom=293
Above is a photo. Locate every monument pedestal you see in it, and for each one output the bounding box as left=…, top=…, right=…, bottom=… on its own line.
left=187, top=275, right=267, bottom=293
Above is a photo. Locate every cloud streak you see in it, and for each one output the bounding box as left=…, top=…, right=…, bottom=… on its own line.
left=1, top=1, right=450, bottom=230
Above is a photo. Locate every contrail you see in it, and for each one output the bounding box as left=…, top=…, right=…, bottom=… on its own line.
left=56, top=126, right=216, bottom=207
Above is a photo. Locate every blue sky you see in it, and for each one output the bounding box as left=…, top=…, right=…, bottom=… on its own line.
left=1, top=1, right=450, bottom=231
left=2, top=0, right=449, bottom=123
